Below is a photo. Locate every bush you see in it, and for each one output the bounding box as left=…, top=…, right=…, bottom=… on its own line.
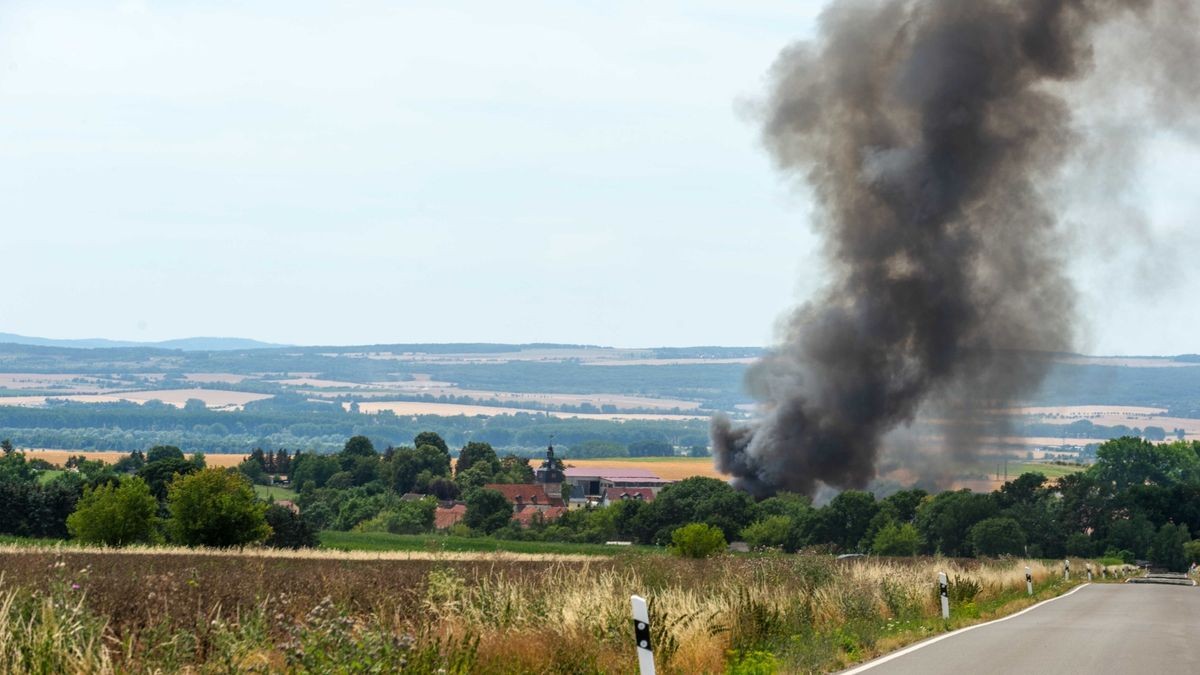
left=66, top=476, right=159, bottom=546
left=670, top=523, right=726, bottom=558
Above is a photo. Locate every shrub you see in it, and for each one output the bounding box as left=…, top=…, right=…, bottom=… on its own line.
left=67, top=476, right=159, bottom=546
left=670, top=523, right=726, bottom=558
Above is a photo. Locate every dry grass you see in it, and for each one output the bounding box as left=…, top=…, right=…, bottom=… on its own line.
left=0, top=547, right=1111, bottom=673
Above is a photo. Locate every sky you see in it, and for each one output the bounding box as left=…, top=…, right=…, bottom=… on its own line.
left=1, top=1, right=1196, bottom=354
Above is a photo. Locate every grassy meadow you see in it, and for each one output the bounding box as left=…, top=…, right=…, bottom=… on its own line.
left=0, top=546, right=1119, bottom=674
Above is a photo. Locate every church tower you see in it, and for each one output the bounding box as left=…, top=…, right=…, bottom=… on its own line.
left=535, top=442, right=565, bottom=499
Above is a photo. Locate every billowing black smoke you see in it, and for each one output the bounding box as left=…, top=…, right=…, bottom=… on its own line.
left=715, top=0, right=1199, bottom=497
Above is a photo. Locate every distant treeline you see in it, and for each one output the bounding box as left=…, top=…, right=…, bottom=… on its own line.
left=0, top=398, right=711, bottom=456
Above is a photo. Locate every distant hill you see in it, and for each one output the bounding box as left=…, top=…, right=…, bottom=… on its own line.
left=0, top=333, right=285, bottom=351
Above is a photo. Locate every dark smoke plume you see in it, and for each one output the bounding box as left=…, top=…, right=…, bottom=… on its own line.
left=715, top=0, right=1199, bottom=497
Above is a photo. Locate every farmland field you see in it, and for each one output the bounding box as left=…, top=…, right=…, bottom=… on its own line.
left=23, top=449, right=244, bottom=468
left=356, top=400, right=704, bottom=421
left=563, top=456, right=720, bottom=480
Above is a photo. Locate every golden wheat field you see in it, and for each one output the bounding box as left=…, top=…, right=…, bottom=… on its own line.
left=24, top=450, right=245, bottom=468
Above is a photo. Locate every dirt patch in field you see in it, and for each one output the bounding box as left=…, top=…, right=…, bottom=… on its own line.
left=562, top=458, right=720, bottom=481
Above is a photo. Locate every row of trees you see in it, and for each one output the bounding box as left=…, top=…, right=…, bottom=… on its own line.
left=0, top=443, right=315, bottom=549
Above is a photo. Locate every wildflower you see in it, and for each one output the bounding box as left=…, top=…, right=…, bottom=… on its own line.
left=71, top=583, right=81, bottom=591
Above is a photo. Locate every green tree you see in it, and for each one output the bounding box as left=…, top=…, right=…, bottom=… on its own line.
left=167, top=469, right=271, bottom=548
left=0, top=439, right=13, bottom=455
left=145, top=445, right=185, bottom=464
left=456, top=442, right=500, bottom=476
left=238, top=458, right=267, bottom=485
left=263, top=504, right=318, bottom=549
left=413, top=431, right=449, bottom=455
left=1150, top=523, right=1190, bottom=572
left=968, top=517, right=1027, bottom=557
left=872, top=522, right=922, bottom=556
left=464, top=488, right=512, bottom=534
left=67, top=476, right=159, bottom=546
left=291, top=453, right=341, bottom=489
left=671, top=523, right=726, bottom=558
left=386, top=444, right=452, bottom=494
left=635, top=476, right=759, bottom=544
left=916, top=490, right=998, bottom=556
left=1090, top=437, right=1200, bottom=490
left=741, top=516, right=791, bottom=550
left=339, top=436, right=377, bottom=468
left=811, top=490, right=878, bottom=552
left=497, top=454, right=535, bottom=483
left=138, top=457, right=201, bottom=500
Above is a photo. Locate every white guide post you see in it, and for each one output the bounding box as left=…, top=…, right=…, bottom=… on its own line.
left=1087, top=564, right=1093, bottom=582
left=938, top=572, right=950, bottom=620
left=631, top=595, right=656, bottom=675
left=1064, top=559, right=1070, bottom=581
left=1025, top=566, right=1033, bottom=596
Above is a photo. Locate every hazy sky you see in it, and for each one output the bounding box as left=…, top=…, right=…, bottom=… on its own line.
left=2, top=1, right=1196, bottom=353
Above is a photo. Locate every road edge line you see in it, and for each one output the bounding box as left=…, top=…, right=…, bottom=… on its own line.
left=838, top=582, right=1093, bottom=674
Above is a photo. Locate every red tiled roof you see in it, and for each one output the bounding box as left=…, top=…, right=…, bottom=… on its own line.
left=483, top=484, right=564, bottom=507
left=512, top=506, right=567, bottom=526
left=434, top=504, right=467, bottom=530
left=603, top=487, right=656, bottom=502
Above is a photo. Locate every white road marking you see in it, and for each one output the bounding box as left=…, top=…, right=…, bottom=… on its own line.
left=839, top=583, right=1093, bottom=674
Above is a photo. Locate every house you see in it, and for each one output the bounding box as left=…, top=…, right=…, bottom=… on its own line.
left=511, top=506, right=567, bottom=527
left=563, top=467, right=671, bottom=503
left=601, top=487, right=656, bottom=506
left=434, top=503, right=467, bottom=530
left=483, top=483, right=565, bottom=510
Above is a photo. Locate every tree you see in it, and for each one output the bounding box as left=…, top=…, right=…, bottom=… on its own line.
left=741, top=516, right=791, bottom=549
left=968, top=517, right=1026, bottom=557
left=811, top=490, right=878, bottom=552
left=146, top=445, right=185, bottom=464
left=456, top=442, right=500, bottom=476
left=671, top=523, right=726, bottom=558
left=916, top=490, right=998, bottom=556
left=238, top=458, right=267, bottom=485
left=0, top=439, right=13, bottom=455
left=464, top=488, right=512, bottom=534
left=138, top=457, right=201, bottom=500
left=628, top=440, right=673, bottom=457
left=634, top=477, right=759, bottom=544
left=167, top=469, right=271, bottom=548
left=872, top=522, right=922, bottom=556
left=386, top=444, right=451, bottom=494
left=1150, top=523, right=1190, bottom=572
left=291, top=453, right=341, bottom=489
left=1090, top=437, right=1200, bottom=490
left=340, top=436, right=377, bottom=467
left=497, top=454, right=535, bottom=483
left=413, top=431, right=449, bottom=455
left=66, top=476, right=159, bottom=546
left=264, top=504, right=318, bottom=549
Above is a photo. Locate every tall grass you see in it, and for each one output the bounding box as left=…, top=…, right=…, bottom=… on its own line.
left=0, top=551, right=1116, bottom=674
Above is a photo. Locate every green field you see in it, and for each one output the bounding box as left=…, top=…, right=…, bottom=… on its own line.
left=980, top=462, right=1087, bottom=480
left=253, top=484, right=298, bottom=501
left=318, top=530, right=659, bottom=556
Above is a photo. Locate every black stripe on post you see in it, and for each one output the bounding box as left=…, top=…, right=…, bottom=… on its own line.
left=633, top=619, right=652, bottom=651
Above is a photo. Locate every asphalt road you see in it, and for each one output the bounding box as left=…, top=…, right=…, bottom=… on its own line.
left=844, top=584, right=1200, bottom=674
